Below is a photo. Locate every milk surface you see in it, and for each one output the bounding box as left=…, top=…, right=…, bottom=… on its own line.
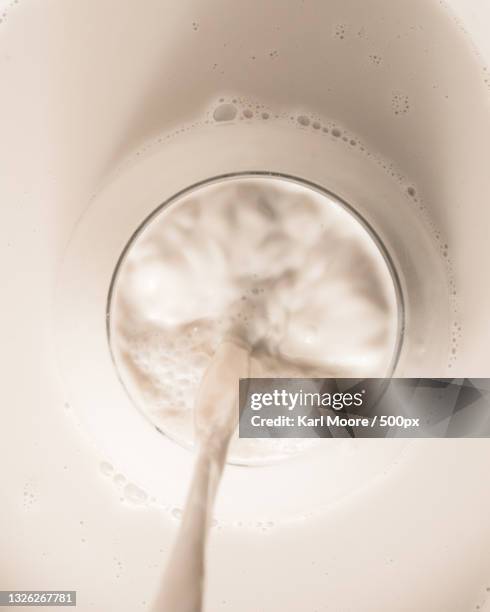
left=110, top=176, right=399, bottom=463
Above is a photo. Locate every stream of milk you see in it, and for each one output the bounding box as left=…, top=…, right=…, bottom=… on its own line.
left=151, top=339, right=250, bottom=611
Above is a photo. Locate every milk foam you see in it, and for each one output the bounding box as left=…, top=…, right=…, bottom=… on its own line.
left=110, top=176, right=399, bottom=463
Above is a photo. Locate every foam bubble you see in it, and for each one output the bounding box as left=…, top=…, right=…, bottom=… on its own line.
left=100, top=461, right=114, bottom=476
left=391, top=92, right=410, bottom=116
left=369, top=54, right=383, bottom=66
left=213, top=103, right=237, bottom=122
left=171, top=507, right=183, bottom=520
left=113, top=474, right=126, bottom=487
left=334, top=24, right=346, bottom=40
left=123, top=483, right=148, bottom=505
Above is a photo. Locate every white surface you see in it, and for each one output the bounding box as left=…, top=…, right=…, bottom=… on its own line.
left=1, top=0, right=490, bottom=611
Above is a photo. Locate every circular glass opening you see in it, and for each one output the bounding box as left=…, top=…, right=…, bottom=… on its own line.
left=107, top=173, right=404, bottom=465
